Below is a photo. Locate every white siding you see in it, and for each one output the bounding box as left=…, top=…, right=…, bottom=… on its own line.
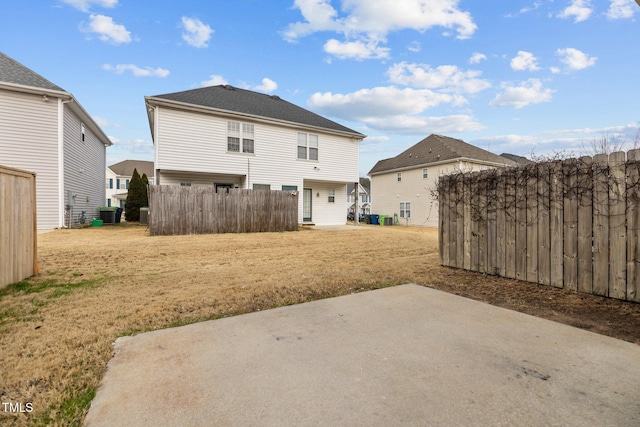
left=0, top=90, right=60, bottom=230
left=155, top=106, right=359, bottom=224
left=302, top=180, right=348, bottom=225
left=63, top=107, right=107, bottom=226
left=371, top=161, right=487, bottom=227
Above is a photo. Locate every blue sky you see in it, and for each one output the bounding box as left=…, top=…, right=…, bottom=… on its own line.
left=1, top=0, right=638, bottom=176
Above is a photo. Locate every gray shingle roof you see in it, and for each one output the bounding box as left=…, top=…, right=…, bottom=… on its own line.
left=108, top=160, right=154, bottom=178
left=148, top=85, right=365, bottom=137
left=0, top=52, right=66, bottom=92
left=368, top=134, right=518, bottom=175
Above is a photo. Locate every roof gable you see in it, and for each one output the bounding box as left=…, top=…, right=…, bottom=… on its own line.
left=147, top=85, right=365, bottom=137
left=0, top=52, right=66, bottom=92
left=368, top=134, right=517, bottom=175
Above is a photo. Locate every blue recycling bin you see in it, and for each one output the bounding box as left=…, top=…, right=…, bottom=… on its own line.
left=115, top=207, right=123, bottom=223
left=370, top=214, right=380, bottom=225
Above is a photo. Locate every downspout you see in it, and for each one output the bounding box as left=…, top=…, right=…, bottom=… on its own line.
left=59, top=97, right=73, bottom=228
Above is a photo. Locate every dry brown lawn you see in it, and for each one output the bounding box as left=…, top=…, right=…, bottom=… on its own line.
left=1, top=224, right=640, bottom=426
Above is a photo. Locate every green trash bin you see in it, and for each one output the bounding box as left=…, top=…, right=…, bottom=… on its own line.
left=379, top=214, right=388, bottom=226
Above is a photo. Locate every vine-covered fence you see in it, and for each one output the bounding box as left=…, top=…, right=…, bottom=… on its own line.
left=438, top=149, right=640, bottom=302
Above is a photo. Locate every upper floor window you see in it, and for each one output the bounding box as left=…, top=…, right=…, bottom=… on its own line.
left=81, top=123, right=85, bottom=142
left=397, top=172, right=402, bottom=182
left=422, top=168, right=428, bottom=179
left=116, top=178, right=121, bottom=189
left=297, top=132, right=318, bottom=160
left=228, top=121, right=254, bottom=154
left=126, top=179, right=130, bottom=189
left=328, top=189, right=335, bottom=203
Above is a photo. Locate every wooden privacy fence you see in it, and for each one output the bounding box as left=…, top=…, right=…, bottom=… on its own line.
left=0, top=165, right=37, bottom=288
left=438, top=149, right=640, bottom=303
left=148, top=185, right=298, bottom=235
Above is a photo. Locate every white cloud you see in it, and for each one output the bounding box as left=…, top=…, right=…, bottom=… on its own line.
left=181, top=17, right=213, bottom=48
left=254, top=78, right=278, bottom=93
left=408, top=41, right=421, bottom=53
left=386, top=62, right=491, bottom=95
left=84, top=14, right=131, bottom=44
left=103, top=64, right=169, bottom=77
left=557, top=0, right=593, bottom=22
left=469, top=52, right=487, bottom=64
left=93, top=116, right=120, bottom=128
left=364, top=115, right=485, bottom=133
left=556, top=47, right=597, bottom=70
left=61, top=0, right=117, bottom=12
left=324, top=38, right=390, bottom=60
left=283, top=0, right=476, bottom=60
left=201, top=74, right=228, bottom=87
left=607, top=0, right=637, bottom=19
left=489, top=79, right=554, bottom=109
left=510, top=51, right=540, bottom=71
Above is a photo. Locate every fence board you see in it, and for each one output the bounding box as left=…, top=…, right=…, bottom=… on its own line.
left=470, top=175, right=480, bottom=272
left=563, top=159, right=578, bottom=291
left=609, top=151, right=627, bottom=300
left=526, top=165, right=539, bottom=283
left=549, top=161, right=564, bottom=288
left=448, top=176, right=458, bottom=267
left=486, top=171, right=498, bottom=275
left=477, top=177, right=487, bottom=274
left=577, top=157, right=593, bottom=294
left=440, top=176, right=451, bottom=267
left=537, top=162, right=551, bottom=286
left=495, top=169, right=506, bottom=277
left=463, top=176, right=472, bottom=270
left=592, top=154, right=609, bottom=296
left=515, top=168, right=527, bottom=281
left=504, top=169, right=517, bottom=279
left=455, top=176, right=465, bottom=268
left=627, top=149, right=640, bottom=302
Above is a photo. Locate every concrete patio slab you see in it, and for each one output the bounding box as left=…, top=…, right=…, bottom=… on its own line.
left=85, top=284, right=640, bottom=426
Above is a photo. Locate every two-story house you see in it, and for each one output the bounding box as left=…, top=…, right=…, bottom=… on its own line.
left=368, top=134, right=517, bottom=227
left=347, top=178, right=371, bottom=219
left=0, top=52, right=111, bottom=230
left=106, top=160, right=154, bottom=209
left=144, top=85, right=366, bottom=226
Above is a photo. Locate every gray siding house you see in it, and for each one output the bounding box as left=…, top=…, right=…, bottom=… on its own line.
left=0, top=52, right=112, bottom=230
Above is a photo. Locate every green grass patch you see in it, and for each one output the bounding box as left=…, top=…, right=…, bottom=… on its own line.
left=35, top=386, right=96, bottom=426
left=0, top=278, right=102, bottom=301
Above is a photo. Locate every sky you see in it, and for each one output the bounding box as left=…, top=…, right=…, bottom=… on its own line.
left=1, top=0, right=638, bottom=176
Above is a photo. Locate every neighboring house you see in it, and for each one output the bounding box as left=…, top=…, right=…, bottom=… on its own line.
left=500, top=153, right=533, bottom=165
left=145, top=85, right=366, bottom=226
left=368, top=134, right=517, bottom=227
left=347, top=178, right=371, bottom=217
left=0, top=52, right=112, bottom=230
left=106, top=160, right=155, bottom=209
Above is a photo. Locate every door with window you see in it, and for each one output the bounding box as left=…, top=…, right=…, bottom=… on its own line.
left=303, top=188, right=312, bottom=222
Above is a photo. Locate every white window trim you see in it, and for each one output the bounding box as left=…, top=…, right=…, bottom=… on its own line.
left=397, top=172, right=402, bottom=182
left=400, top=201, right=411, bottom=218
left=297, top=132, right=319, bottom=161
left=422, top=168, right=428, bottom=179
left=328, top=189, right=335, bottom=203
left=227, top=121, right=255, bottom=154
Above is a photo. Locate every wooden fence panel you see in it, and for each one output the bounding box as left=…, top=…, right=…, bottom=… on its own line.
left=504, top=169, right=517, bottom=279
left=592, top=154, right=609, bottom=296
left=455, top=176, right=465, bottom=268
left=495, top=170, right=507, bottom=277
left=563, top=159, right=578, bottom=291
left=439, top=176, right=451, bottom=266
left=609, top=151, right=627, bottom=300
left=577, top=156, right=593, bottom=294
left=477, top=177, right=487, bottom=274
left=549, top=161, right=564, bottom=288
left=149, top=186, right=298, bottom=236
left=463, top=175, right=472, bottom=270
left=627, top=149, right=640, bottom=302
left=537, top=162, right=551, bottom=286
left=515, top=168, right=527, bottom=281
left=486, top=172, right=498, bottom=275
left=470, top=175, right=480, bottom=272
left=0, top=165, right=37, bottom=288
left=526, top=165, right=539, bottom=283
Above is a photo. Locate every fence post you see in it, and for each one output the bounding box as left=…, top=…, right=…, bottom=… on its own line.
left=593, top=154, right=609, bottom=296
left=577, top=156, right=593, bottom=294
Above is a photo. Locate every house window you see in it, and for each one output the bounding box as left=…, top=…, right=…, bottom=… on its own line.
left=361, top=194, right=369, bottom=203
left=328, top=189, right=335, bottom=203
left=253, top=184, right=270, bottom=190
left=297, top=132, right=318, bottom=160
left=119, top=200, right=125, bottom=209
left=180, top=182, right=192, bottom=186
left=228, top=121, right=254, bottom=153
left=400, top=202, right=411, bottom=218
left=107, top=199, right=111, bottom=207
left=397, top=172, right=402, bottom=182
left=282, top=185, right=297, bottom=191
left=109, top=178, right=113, bottom=189
left=116, top=178, right=121, bottom=189
left=81, top=123, right=85, bottom=142
left=422, top=168, right=428, bottom=179
left=126, top=179, right=130, bottom=189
